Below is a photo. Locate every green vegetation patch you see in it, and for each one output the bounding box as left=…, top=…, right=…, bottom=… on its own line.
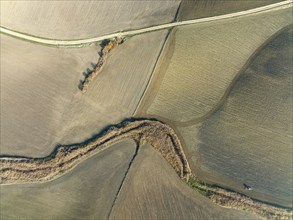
left=187, top=177, right=213, bottom=197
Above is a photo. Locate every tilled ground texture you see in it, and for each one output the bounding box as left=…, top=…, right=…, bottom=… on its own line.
left=0, top=119, right=191, bottom=184
left=0, top=119, right=291, bottom=219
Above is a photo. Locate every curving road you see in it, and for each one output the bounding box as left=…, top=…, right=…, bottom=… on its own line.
left=1, top=0, right=292, bottom=47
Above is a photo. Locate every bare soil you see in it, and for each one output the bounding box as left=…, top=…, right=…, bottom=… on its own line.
left=1, top=1, right=180, bottom=39
left=0, top=119, right=291, bottom=219
left=177, top=0, right=284, bottom=21
left=1, top=139, right=137, bottom=219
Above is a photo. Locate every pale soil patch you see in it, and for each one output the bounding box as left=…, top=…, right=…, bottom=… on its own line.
left=178, top=28, right=293, bottom=207
left=0, top=139, right=136, bottom=220
left=139, top=7, right=292, bottom=124
left=0, top=1, right=180, bottom=39
left=1, top=118, right=290, bottom=218
left=1, top=30, right=167, bottom=157
left=0, top=119, right=191, bottom=184
left=56, top=30, right=168, bottom=147
left=178, top=0, right=284, bottom=21
left=0, top=35, right=100, bottom=157
left=109, top=143, right=259, bottom=219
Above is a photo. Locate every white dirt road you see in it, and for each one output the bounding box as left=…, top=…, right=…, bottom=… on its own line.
left=1, top=0, right=292, bottom=47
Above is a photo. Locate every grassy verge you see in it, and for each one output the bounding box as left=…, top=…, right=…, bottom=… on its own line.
left=185, top=176, right=292, bottom=219
left=187, top=177, right=213, bottom=197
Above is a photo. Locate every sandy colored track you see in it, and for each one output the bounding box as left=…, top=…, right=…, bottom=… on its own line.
left=1, top=0, right=292, bottom=47
left=0, top=119, right=191, bottom=184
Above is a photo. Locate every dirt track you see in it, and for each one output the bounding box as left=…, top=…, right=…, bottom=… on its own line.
left=1, top=0, right=291, bottom=47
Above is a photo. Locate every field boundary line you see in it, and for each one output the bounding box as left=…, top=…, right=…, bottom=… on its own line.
left=132, top=30, right=171, bottom=116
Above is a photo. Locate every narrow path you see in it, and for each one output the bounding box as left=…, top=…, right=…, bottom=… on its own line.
left=1, top=1, right=292, bottom=47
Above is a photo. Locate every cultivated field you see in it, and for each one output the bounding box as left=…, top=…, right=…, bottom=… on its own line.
left=0, top=139, right=136, bottom=219
left=177, top=0, right=284, bottom=21
left=56, top=30, right=168, bottom=147
left=1, top=1, right=292, bottom=218
left=178, top=28, right=293, bottom=207
left=1, top=119, right=191, bottom=184
left=110, top=144, right=258, bottom=219
left=0, top=1, right=180, bottom=39
left=0, top=35, right=100, bottom=157
left=1, top=30, right=167, bottom=157
left=138, top=6, right=292, bottom=124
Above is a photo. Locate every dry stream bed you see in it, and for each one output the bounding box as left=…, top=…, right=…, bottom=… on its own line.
left=1, top=4, right=292, bottom=218
left=0, top=119, right=291, bottom=219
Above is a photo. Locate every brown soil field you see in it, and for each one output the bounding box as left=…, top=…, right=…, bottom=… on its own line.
left=136, top=6, right=292, bottom=125
left=0, top=1, right=180, bottom=39
left=56, top=30, right=168, bottom=148
left=178, top=28, right=293, bottom=207
left=109, top=143, right=259, bottom=219
left=1, top=2, right=292, bottom=218
left=1, top=30, right=167, bottom=157
left=0, top=119, right=191, bottom=184
left=0, top=35, right=100, bottom=157
left=177, top=0, right=284, bottom=21
left=0, top=139, right=136, bottom=219
left=1, top=118, right=291, bottom=219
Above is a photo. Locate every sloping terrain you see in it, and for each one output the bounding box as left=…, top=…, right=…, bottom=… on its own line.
left=0, top=1, right=180, bottom=39
left=137, top=6, right=292, bottom=124
left=1, top=1, right=292, bottom=219
left=1, top=30, right=167, bottom=157
left=0, top=139, right=136, bottom=220
left=0, top=35, right=100, bottom=156
left=1, top=119, right=190, bottom=184
left=1, top=118, right=291, bottom=219
left=177, top=0, right=284, bottom=21
left=178, top=28, right=293, bottom=207
left=110, top=143, right=258, bottom=219
left=57, top=30, right=168, bottom=147
left=135, top=4, right=292, bottom=208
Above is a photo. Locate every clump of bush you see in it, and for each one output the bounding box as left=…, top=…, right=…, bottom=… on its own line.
left=187, top=177, right=213, bottom=197
left=80, top=37, right=124, bottom=93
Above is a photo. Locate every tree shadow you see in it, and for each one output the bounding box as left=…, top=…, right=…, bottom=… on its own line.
left=100, top=39, right=110, bottom=47
left=90, top=62, right=96, bottom=69
left=78, top=80, right=84, bottom=90
left=79, top=64, right=96, bottom=90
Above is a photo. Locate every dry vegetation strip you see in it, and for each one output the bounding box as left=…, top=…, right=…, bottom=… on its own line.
left=79, top=37, right=123, bottom=93
left=0, top=118, right=291, bottom=219
left=0, top=119, right=191, bottom=184
left=188, top=176, right=292, bottom=220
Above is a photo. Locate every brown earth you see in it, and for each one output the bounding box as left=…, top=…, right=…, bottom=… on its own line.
left=0, top=119, right=191, bottom=184
left=1, top=139, right=137, bottom=220
left=109, top=144, right=259, bottom=220
left=0, top=118, right=291, bottom=219
left=177, top=0, right=285, bottom=21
